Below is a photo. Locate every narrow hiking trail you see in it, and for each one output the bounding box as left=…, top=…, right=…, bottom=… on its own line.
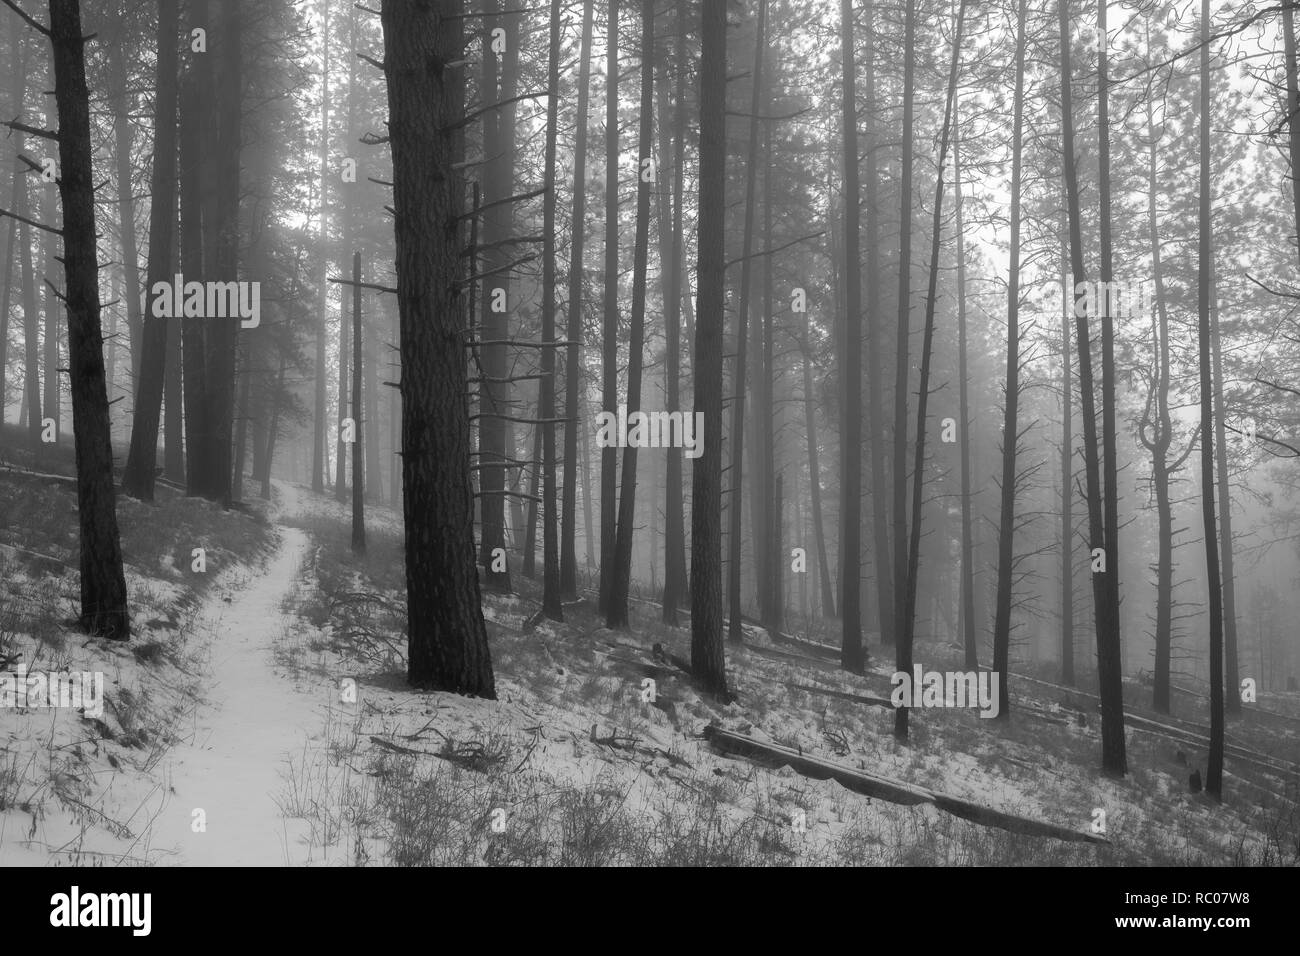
left=140, top=487, right=339, bottom=865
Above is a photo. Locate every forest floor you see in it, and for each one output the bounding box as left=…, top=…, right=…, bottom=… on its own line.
left=1, top=450, right=1297, bottom=865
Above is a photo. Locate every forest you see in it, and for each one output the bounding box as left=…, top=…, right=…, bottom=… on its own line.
left=0, top=0, right=1299, bottom=868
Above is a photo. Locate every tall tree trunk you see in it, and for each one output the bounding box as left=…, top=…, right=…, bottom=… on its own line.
left=352, top=250, right=365, bottom=554
left=539, top=0, right=562, bottom=619
left=179, top=77, right=207, bottom=495
left=656, top=8, right=688, bottom=623
left=1095, top=0, right=1127, bottom=771
left=896, top=0, right=965, bottom=740
left=606, top=0, right=655, bottom=629
left=1059, top=186, right=1074, bottom=686
left=380, top=0, right=495, bottom=698
left=990, top=0, right=1027, bottom=719
left=122, top=0, right=179, bottom=500
left=803, top=320, right=835, bottom=618
left=839, top=0, right=864, bottom=670
left=598, top=0, right=619, bottom=615
left=1060, top=0, right=1125, bottom=775
left=953, top=103, right=976, bottom=670
left=312, top=0, right=330, bottom=494
left=1285, top=3, right=1300, bottom=269
left=561, top=0, right=594, bottom=599
left=478, top=0, right=518, bottom=592
left=1198, top=0, right=1224, bottom=799
left=42, top=165, right=59, bottom=447
left=728, top=0, right=767, bottom=644
left=1210, top=266, right=1240, bottom=716
left=861, top=0, right=891, bottom=645
left=335, top=266, right=350, bottom=501
left=690, top=0, right=728, bottom=699
left=48, top=0, right=131, bottom=639
left=197, top=0, right=241, bottom=507
left=892, top=0, right=918, bottom=657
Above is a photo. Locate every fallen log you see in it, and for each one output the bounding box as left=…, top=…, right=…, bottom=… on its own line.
left=703, top=726, right=1109, bottom=845
left=785, top=682, right=893, bottom=709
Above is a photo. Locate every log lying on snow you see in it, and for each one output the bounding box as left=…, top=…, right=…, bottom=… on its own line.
left=703, top=726, right=1109, bottom=845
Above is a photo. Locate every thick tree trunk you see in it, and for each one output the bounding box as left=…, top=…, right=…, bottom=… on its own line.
left=892, top=0, right=918, bottom=659
left=802, top=323, right=835, bottom=618
left=839, top=0, right=864, bottom=671
left=1210, top=268, right=1240, bottom=716
left=598, top=0, right=619, bottom=615
left=41, top=170, right=60, bottom=447
left=380, top=0, right=495, bottom=698
left=312, top=0, right=330, bottom=495
left=1198, top=0, right=1224, bottom=799
left=896, top=0, right=965, bottom=741
left=1060, top=0, right=1125, bottom=775
left=122, top=0, right=179, bottom=500
left=953, top=107, right=976, bottom=670
left=561, top=0, right=594, bottom=599
left=990, top=0, right=1027, bottom=719
left=477, top=0, right=518, bottom=592
left=539, top=0, right=562, bottom=619
left=606, top=0, right=655, bottom=629
left=48, top=0, right=131, bottom=639
left=690, top=0, right=728, bottom=699
left=1095, top=0, right=1127, bottom=770
left=728, top=0, right=767, bottom=644
left=1059, top=188, right=1074, bottom=687
left=656, top=8, right=688, bottom=623
left=863, top=0, right=891, bottom=645
left=179, top=77, right=207, bottom=496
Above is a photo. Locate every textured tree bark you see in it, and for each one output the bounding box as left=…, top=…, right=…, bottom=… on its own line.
left=312, top=0, right=330, bottom=495
left=863, top=0, right=892, bottom=646
left=477, top=0, right=517, bottom=592
left=802, top=323, right=834, bottom=618
left=41, top=165, right=60, bottom=449
left=990, top=0, right=1026, bottom=719
left=690, top=0, right=728, bottom=700
left=654, top=8, right=687, bottom=623
left=539, top=0, right=562, bottom=619
left=598, top=0, right=619, bottom=616
left=561, top=0, right=594, bottom=599
left=179, top=76, right=207, bottom=496
left=1095, top=0, right=1127, bottom=772
left=122, top=0, right=179, bottom=501
left=1198, top=0, right=1224, bottom=798
left=606, top=0, right=655, bottom=629
left=953, top=108, right=976, bottom=670
left=380, top=0, right=495, bottom=698
left=892, top=0, right=917, bottom=660
left=838, top=0, right=863, bottom=672
left=896, top=0, right=965, bottom=740
left=727, top=0, right=767, bottom=644
left=1060, top=0, right=1125, bottom=775
left=1210, top=264, right=1240, bottom=716
left=48, top=0, right=131, bottom=639
left=1059, top=191, right=1074, bottom=687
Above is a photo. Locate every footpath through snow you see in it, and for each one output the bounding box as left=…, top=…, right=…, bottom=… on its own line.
left=139, top=486, right=338, bottom=865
